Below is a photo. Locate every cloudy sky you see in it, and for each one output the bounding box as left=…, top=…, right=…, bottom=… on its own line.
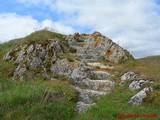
left=0, top=0, right=160, bottom=58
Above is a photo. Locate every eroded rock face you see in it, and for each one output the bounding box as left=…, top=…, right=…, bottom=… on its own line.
left=66, top=31, right=133, bottom=63
left=3, top=38, right=68, bottom=80
left=4, top=31, right=133, bottom=81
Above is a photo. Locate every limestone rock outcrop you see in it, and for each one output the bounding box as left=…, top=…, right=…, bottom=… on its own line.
left=3, top=30, right=133, bottom=113
left=66, top=32, right=133, bottom=63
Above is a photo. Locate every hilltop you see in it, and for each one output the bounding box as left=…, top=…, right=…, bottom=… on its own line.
left=0, top=30, right=160, bottom=120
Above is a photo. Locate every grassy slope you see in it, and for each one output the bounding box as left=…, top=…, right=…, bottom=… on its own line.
left=136, top=56, right=160, bottom=67
left=0, top=30, right=160, bottom=120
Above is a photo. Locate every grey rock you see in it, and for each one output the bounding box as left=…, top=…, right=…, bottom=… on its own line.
left=121, top=71, right=138, bottom=83
left=87, top=62, right=114, bottom=69
left=51, top=59, right=72, bottom=76
left=128, top=87, right=153, bottom=105
left=129, top=80, right=153, bottom=91
left=16, top=51, right=25, bottom=63
left=129, top=81, right=141, bottom=91
left=66, top=32, right=133, bottom=63
left=3, top=52, right=11, bottom=61
left=26, top=44, right=34, bottom=54
left=92, top=31, right=102, bottom=36
left=75, top=87, right=106, bottom=104
left=29, top=57, right=42, bottom=70
left=77, top=78, right=114, bottom=92
left=71, top=67, right=88, bottom=80
left=13, top=64, right=27, bottom=80
left=90, top=71, right=110, bottom=80
left=50, top=78, right=58, bottom=81
left=76, top=101, right=96, bottom=114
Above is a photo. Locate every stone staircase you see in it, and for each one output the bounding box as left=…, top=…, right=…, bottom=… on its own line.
left=72, top=62, right=115, bottom=114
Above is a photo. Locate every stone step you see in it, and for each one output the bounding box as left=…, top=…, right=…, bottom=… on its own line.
left=78, top=78, right=114, bottom=92
left=90, top=70, right=110, bottom=80
left=76, top=101, right=96, bottom=114
left=87, top=62, right=114, bottom=69
left=74, top=87, right=106, bottom=104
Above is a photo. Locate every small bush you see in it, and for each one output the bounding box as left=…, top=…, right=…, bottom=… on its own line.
left=125, top=60, right=136, bottom=68
left=69, top=47, right=77, bottom=53
left=67, top=57, right=74, bottom=62
left=153, top=84, right=160, bottom=90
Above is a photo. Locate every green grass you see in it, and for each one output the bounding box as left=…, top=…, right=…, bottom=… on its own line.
left=0, top=29, right=67, bottom=59
left=25, top=29, right=68, bottom=47
left=125, top=60, right=136, bottom=68
left=0, top=79, right=77, bottom=120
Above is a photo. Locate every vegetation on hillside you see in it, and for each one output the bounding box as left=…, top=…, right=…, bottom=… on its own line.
left=136, top=56, right=160, bottom=67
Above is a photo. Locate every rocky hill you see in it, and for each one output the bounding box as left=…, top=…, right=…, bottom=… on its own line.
left=0, top=30, right=159, bottom=119
left=3, top=30, right=133, bottom=80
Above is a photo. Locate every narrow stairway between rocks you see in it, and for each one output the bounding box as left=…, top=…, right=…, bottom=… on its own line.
left=73, top=62, right=115, bottom=114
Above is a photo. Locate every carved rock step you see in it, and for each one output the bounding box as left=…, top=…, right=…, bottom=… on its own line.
left=87, top=62, right=114, bottom=69
left=78, top=78, right=114, bottom=92
left=74, top=87, right=106, bottom=103
left=90, top=71, right=110, bottom=80
left=74, top=87, right=107, bottom=114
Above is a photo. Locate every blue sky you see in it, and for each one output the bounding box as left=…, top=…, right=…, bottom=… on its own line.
left=0, top=0, right=160, bottom=58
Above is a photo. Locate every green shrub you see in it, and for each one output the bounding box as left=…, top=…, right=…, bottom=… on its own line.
left=76, top=39, right=84, bottom=42
left=125, top=60, right=136, bottom=68
left=153, top=84, right=160, bottom=90
left=67, top=57, right=74, bottom=62
left=69, top=47, right=77, bottom=53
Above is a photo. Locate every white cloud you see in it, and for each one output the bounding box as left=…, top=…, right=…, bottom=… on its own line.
left=50, top=0, right=160, bottom=58
left=0, top=13, right=75, bottom=43
left=4, top=0, right=160, bottom=57
left=41, top=19, right=75, bottom=34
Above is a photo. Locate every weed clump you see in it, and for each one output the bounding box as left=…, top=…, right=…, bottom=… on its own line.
left=69, top=47, right=77, bottom=53
left=125, top=60, right=136, bottom=68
